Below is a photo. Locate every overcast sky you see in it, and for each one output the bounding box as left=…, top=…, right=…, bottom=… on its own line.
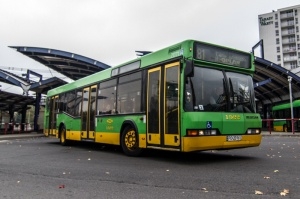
left=0, top=0, right=300, bottom=94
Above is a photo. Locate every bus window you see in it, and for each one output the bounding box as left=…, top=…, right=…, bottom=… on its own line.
left=98, top=79, right=117, bottom=115
left=227, top=72, right=255, bottom=113
left=117, top=72, right=142, bottom=114
left=184, top=67, right=255, bottom=113
left=74, top=90, right=83, bottom=116
left=184, top=67, right=225, bottom=112
left=66, top=90, right=76, bottom=116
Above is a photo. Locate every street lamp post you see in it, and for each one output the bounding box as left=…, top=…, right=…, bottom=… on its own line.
left=288, top=76, right=294, bottom=134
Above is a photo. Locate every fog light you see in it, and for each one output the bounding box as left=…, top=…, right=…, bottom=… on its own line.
left=211, top=130, right=217, bottom=135
left=247, top=129, right=260, bottom=134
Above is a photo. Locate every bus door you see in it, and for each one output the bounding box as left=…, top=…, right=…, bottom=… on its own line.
left=81, top=86, right=97, bottom=140
left=49, top=96, right=59, bottom=136
left=147, top=62, right=180, bottom=149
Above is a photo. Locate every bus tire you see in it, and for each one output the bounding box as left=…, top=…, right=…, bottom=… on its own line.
left=121, top=126, right=143, bottom=157
left=59, top=125, right=69, bottom=146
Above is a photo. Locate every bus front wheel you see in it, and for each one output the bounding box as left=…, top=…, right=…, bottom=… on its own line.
left=121, top=126, right=143, bottom=157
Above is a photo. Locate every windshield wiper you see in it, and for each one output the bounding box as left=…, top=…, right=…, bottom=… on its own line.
left=189, top=77, right=196, bottom=109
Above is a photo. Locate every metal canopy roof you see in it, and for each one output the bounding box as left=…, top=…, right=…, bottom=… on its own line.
left=254, top=57, right=300, bottom=105
left=1, top=46, right=110, bottom=113
left=0, top=68, right=33, bottom=87
left=0, top=72, right=66, bottom=112
left=10, top=46, right=111, bottom=80
left=0, top=68, right=67, bottom=95
left=0, top=90, right=35, bottom=112
left=29, top=77, right=67, bottom=94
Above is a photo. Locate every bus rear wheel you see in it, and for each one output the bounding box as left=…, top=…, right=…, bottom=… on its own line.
left=59, top=126, right=69, bottom=146
left=121, top=126, right=143, bottom=157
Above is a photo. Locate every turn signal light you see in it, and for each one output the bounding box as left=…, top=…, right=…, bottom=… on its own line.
left=187, top=130, right=198, bottom=136
left=187, top=129, right=217, bottom=136
left=247, top=129, right=261, bottom=134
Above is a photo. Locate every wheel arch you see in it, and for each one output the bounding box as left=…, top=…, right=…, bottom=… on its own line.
left=120, top=119, right=143, bottom=156
left=58, top=122, right=66, bottom=137
left=120, top=120, right=139, bottom=143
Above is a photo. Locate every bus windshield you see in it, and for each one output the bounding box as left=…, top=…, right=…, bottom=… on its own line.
left=185, top=67, right=256, bottom=113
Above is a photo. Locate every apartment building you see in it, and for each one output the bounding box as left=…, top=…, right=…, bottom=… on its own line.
left=258, top=5, right=300, bottom=71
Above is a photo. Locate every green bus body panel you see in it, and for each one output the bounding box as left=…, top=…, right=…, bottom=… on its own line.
left=181, top=112, right=261, bottom=135
left=273, top=121, right=286, bottom=126
left=272, top=100, right=300, bottom=131
left=272, top=100, right=300, bottom=111
left=57, top=114, right=81, bottom=130
left=55, top=114, right=146, bottom=134
left=95, top=115, right=146, bottom=134
left=141, top=40, right=255, bottom=73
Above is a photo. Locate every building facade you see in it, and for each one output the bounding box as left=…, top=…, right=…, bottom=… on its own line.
left=258, top=5, right=300, bottom=71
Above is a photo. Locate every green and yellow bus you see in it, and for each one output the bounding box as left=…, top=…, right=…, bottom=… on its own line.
left=272, top=100, right=300, bottom=132
left=44, top=40, right=262, bottom=156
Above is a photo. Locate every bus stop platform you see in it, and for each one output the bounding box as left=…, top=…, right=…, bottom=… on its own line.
left=0, top=131, right=299, bottom=141
left=0, top=132, right=45, bottom=140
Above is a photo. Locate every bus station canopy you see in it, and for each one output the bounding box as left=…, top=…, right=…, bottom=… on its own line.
left=10, top=46, right=111, bottom=80
left=0, top=90, right=35, bottom=112
left=0, top=68, right=67, bottom=112
left=2, top=45, right=300, bottom=112
left=0, top=46, right=111, bottom=113
left=254, top=57, right=300, bottom=105
left=0, top=68, right=66, bottom=95
left=29, top=76, right=67, bottom=94
left=0, top=68, right=33, bottom=87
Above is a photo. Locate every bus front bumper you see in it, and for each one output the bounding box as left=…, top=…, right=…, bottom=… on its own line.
left=182, top=134, right=262, bottom=152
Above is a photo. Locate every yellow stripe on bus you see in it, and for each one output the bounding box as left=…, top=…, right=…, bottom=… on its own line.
left=45, top=129, right=147, bottom=148
left=182, top=134, right=262, bottom=152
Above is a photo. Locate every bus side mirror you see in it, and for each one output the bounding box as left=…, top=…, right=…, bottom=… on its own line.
left=185, top=60, right=194, bottom=77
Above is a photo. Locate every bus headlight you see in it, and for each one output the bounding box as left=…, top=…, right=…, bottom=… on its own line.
left=187, top=129, right=217, bottom=136
left=247, top=129, right=261, bottom=134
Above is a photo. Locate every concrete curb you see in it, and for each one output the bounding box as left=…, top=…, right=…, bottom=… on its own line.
left=261, top=131, right=300, bottom=136
left=0, top=133, right=45, bottom=140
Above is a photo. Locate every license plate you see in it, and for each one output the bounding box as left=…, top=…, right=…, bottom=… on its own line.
left=226, top=135, right=242, bottom=141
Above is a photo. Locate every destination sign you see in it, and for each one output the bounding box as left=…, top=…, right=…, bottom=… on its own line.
left=194, top=42, right=251, bottom=69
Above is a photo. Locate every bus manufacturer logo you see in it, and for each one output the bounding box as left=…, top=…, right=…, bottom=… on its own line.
left=106, top=119, right=113, bottom=124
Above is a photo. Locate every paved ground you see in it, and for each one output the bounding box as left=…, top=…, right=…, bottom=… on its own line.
left=0, top=131, right=298, bottom=141
left=0, top=132, right=45, bottom=140
left=0, top=134, right=299, bottom=198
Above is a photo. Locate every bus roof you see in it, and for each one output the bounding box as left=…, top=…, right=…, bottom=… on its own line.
left=47, top=39, right=252, bottom=97
left=272, top=100, right=300, bottom=111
